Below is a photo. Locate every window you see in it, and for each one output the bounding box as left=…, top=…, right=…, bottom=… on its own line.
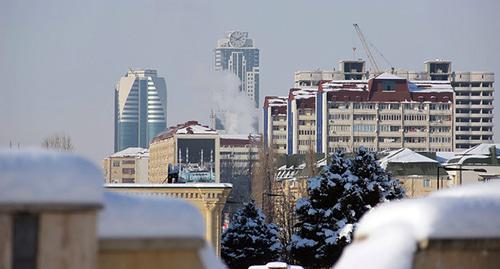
left=122, top=160, right=135, bottom=165
left=13, top=213, right=39, bottom=269
left=112, top=160, right=120, bottom=167
left=423, top=179, right=431, bottom=188
left=122, top=178, right=135, bottom=183
left=353, top=124, right=376, bottom=132
left=122, top=168, right=135, bottom=175
left=382, top=81, right=396, bottom=91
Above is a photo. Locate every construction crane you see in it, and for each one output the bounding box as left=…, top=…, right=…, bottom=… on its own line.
left=353, top=23, right=381, bottom=73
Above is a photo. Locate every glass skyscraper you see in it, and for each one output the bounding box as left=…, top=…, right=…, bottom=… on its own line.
left=114, top=69, right=167, bottom=152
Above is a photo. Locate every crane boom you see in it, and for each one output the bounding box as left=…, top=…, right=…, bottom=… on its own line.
left=353, top=23, right=381, bottom=73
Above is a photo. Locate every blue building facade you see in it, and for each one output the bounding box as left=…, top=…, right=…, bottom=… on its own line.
left=114, top=69, right=167, bottom=152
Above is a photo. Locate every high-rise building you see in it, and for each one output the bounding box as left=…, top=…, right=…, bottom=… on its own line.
left=214, top=31, right=260, bottom=108
left=265, top=72, right=456, bottom=155
left=114, top=69, right=167, bottom=152
left=292, top=60, right=495, bottom=151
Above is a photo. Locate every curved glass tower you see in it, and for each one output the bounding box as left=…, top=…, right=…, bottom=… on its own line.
left=114, top=69, right=167, bottom=152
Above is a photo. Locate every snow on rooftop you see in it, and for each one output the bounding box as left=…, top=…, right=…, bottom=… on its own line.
left=0, top=150, right=103, bottom=205
left=99, top=192, right=204, bottom=239
left=458, top=143, right=500, bottom=156
left=435, top=151, right=456, bottom=164
left=220, top=134, right=253, bottom=140
left=335, top=181, right=500, bottom=269
left=378, top=148, right=437, bottom=169
left=110, top=147, right=149, bottom=158
left=375, top=72, right=406, bottom=80
left=176, top=124, right=218, bottom=135
left=408, top=81, right=454, bottom=93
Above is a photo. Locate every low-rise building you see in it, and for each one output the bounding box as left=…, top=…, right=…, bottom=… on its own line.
left=445, top=143, right=500, bottom=185
left=379, top=148, right=448, bottom=198
left=149, top=121, right=220, bottom=183
left=102, top=147, right=149, bottom=183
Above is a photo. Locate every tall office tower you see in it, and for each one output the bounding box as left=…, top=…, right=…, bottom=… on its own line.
left=214, top=31, right=260, bottom=108
left=114, top=69, right=167, bottom=152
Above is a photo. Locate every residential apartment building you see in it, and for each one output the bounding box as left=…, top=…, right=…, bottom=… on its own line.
left=103, top=147, right=149, bottom=183
left=114, top=69, right=167, bottom=152
left=264, top=72, right=455, bottom=155
left=148, top=121, right=220, bottom=183
left=263, top=96, right=288, bottom=154
left=293, top=60, right=495, bottom=151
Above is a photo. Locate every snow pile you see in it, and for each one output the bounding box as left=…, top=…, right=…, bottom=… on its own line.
left=99, top=192, right=204, bottom=239
left=0, top=150, right=103, bottom=204
left=198, top=244, right=227, bottom=269
left=335, top=181, right=500, bottom=269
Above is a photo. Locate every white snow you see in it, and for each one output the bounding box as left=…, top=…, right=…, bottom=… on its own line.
left=458, top=143, right=500, bottom=156
left=335, top=181, right=500, bottom=269
left=176, top=124, right=218, bottom=135
left=375, top=72, right=406, bottom=80
left=98, top=192, right=204, bottom=239
left=249, top=262, right=304, bottom=269
left=0, top=150, right=103, bottom=204
left=408, top=81, right=454, bottom=93
left=198, top=244, right=227, bottom=269
left=110, top=147, right=149, bottom=158
left=378, top=148, right=437, bottom=169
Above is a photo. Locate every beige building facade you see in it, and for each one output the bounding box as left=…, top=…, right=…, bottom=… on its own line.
left=149, top=121, right=220, bottom=183
left=102, top=147, right=149, bottom=183
left=104, top=183, right=232, bottom=256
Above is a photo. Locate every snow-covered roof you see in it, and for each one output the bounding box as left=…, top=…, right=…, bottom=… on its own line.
left=375, top=72, right=406, bottom=80
left=0, top=150, right=103, bottom=206
left=321, top=81, right=368, bottom=92
left=110, top=147, right=149, bottom=158
left=335, top=181, right=500, bottom=269
left=435, top=151, right=456, bottom=164
left=290, top=88, right=318, bottom=100
left=408, top=81, right=454, bottom=93
left=176, top=124, right=218, bottom=135
left=99, top=192, right=204, bottom=239
left=153, top=121, right=218, bottom=142
left=458, top=143, right=500, bottom=156
left=378, top=148, right=437, bottom=169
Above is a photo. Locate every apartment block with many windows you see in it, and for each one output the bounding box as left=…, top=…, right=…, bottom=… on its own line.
left=263, top=96, right=288, bottom=154
left=264, top=72, right=455, bottom=155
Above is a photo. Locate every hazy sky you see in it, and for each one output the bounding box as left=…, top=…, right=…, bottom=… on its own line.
left=1, top=0, right=499, bottom=164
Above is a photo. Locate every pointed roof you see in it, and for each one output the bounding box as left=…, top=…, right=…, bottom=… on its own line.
left=379, top=148, right=437, bottom=169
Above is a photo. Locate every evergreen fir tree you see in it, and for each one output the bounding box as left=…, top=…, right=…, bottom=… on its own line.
left=221, top=201, right=283, bottom=269
left=289, top=148, right=405, bottom=268
left=289, top=150, right=350, bottom=268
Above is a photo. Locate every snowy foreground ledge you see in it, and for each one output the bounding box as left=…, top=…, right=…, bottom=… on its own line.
left=0, top=150, right=103, bottom=205
left=335, top=181, right=500, bottom=269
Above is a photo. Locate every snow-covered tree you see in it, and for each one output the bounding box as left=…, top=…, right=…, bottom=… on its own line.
left=221, top=201, right=283, bottom=269
left=289, top=148, right=404, bottom=268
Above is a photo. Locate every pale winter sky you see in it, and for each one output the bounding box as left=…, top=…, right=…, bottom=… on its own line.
left=1, top=0, right=499, bottom=164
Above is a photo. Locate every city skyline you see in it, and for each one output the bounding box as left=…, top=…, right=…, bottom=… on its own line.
left=1, top=0, right=499, bottom=164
